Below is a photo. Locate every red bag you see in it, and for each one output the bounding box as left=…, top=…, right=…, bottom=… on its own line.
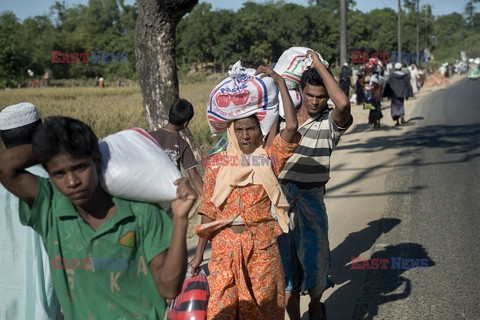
left=167, top=269, right=209, bottom=320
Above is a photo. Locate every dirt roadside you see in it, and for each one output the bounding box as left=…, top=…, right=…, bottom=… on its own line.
left=185, top=73, right=464, bottom=319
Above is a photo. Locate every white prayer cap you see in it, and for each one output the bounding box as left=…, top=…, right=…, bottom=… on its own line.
left=0, top=102, right=40, bottom=131
left=394, top=63, right=402, bottom=70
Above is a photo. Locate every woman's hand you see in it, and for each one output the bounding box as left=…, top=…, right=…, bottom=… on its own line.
left=255, top=65, right=284, bottom=85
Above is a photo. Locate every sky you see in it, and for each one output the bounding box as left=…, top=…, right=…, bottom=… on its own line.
left=0, top=0, right=476, bottom=22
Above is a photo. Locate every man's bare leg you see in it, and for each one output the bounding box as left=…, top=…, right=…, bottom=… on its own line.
left=285, top=290, right=301, bottom=320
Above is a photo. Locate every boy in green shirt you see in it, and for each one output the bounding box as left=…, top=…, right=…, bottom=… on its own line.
left=0, top=115, right=197, bottom=319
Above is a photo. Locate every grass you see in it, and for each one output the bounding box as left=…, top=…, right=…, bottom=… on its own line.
left=0, top=82, right=220, bottom=153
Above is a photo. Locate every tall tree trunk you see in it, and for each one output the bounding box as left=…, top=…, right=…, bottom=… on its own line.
left=135, top=0, right=200, bottom=160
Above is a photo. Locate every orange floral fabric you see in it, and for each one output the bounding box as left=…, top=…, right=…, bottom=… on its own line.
left=197, top=134, right=298, bottom=319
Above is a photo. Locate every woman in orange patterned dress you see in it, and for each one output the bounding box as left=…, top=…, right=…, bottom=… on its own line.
left=188, top=66, right=301, bottom=319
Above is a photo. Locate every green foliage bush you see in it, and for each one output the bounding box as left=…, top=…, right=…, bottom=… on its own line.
left=0, top=1, right=479, bottom=88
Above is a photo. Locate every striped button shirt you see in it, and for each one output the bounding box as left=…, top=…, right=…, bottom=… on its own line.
left=278, top=108, right=352, bottom=190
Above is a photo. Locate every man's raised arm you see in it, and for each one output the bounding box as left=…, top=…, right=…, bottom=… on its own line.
left=0, top=144, right=39, bottom=206
left=307, top=49, right=352, bottom=127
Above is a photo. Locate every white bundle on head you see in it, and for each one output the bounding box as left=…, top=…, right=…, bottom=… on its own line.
left=273, top=47, right=328, bottom=118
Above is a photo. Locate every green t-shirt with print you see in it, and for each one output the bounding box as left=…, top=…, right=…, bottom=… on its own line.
left=19, top=177, right=173, bottom=320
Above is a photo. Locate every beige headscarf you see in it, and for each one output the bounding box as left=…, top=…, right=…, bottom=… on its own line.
left=209, top=122, right=290, bottom=233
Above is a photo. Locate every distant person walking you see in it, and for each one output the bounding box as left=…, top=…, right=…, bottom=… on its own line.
left=339, top=63, right=351, bottom=98
left=383, top=63, right=413, bottom=126
left=355, top=73, right=365, bottom=105
left=409, top=64, right=419, bottom=94
left=367, top=73, right=384, bottom=129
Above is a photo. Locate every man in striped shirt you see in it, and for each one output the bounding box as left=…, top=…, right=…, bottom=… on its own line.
left=277, top=50, right=353, bottom=320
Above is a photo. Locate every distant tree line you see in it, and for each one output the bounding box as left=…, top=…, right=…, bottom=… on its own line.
left=0, top=0, right=479, bottom=88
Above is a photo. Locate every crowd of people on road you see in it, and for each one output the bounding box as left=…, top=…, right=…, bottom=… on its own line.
left=346, top=60, right=419, bottom=128
left=0, top=50, right=353, bottom=320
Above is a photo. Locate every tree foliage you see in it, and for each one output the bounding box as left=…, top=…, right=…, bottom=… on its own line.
left=0, top=1, right=479, bottom=88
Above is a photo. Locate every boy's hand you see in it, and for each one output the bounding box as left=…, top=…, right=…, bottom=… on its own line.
left=187, top=255, right=203, bottom=276
left=170, top=178, right=197, bottom=220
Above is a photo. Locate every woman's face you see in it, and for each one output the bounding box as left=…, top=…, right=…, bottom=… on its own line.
left=233, top=117, right=263, bottom=154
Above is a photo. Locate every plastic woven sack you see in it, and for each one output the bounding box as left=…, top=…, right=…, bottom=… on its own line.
left=167, top=269, right=209, bottom=320
left=273, top=47, right=329, bottom=90
left=278, top=88, right=302, bottom=119
left=207, top=60, right=279, bottom=136
left=99, top=128, right=182, bottom=202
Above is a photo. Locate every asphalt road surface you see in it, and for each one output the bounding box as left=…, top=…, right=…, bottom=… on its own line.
left=351, top=78, right=480, bottom=319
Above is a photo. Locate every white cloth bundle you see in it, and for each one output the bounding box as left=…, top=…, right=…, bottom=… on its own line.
left=99, top=128, right=181, bottom=202
left=273, top=47, right=329, bottom=89
left=207, top=60, right=279, bottom=136
left=273, top=47, right=329, bottom=118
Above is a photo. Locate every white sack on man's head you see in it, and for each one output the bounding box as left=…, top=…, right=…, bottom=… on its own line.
left=207, top=60, right=279, bottom=136
left=273, top=47, right=329, bottom=90
left=99, top=128, right=181, bottom=202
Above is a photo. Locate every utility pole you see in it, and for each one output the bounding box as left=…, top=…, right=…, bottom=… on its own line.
left=416, top=0, right=420, bottom=65
left=340, top=0, right=348, bottom=66
left=425, top=4, right=428, bottom=51
left=397, top=0, right=402, bottom=64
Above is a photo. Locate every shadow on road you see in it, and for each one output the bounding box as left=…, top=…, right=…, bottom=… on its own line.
left=338, top=122, right=480, bottom=155
left=320, top=218, right=400, bottom=320
left=351, top=243, right=435, bottom=320
left=329, top=218, right=402, bottom=285
left=328, top=123, right=480, bottom=196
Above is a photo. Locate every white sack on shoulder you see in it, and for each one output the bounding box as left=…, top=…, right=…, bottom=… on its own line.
left=99, top=128, right=181, bottom=202
left=207, top=60, right=279, bottom=136
left=273, top=47, right=329, bottom=90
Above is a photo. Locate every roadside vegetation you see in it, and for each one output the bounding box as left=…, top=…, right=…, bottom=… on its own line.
left=0, top=83, right=217, bottom=153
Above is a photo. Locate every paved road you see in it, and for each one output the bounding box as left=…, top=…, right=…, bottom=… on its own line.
left=350, top=78, right=480, bottom=319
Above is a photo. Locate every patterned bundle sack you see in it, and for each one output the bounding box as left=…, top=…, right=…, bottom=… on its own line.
left=167, top=269, right=209, bottom=320
left=99, top=128, right=181, bottom=202
left=273, top=47, right=328, bottom=118
left=207, top=60, right=279, bottom=136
